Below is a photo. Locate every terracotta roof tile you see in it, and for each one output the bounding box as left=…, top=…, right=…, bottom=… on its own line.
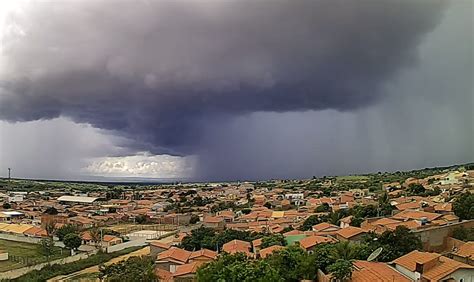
left=352, top=260, right=410, bottom=282
left=299, top=235, right=336, bottom=249
left=336, top=226, right=366, bottom=239
left=259, top=245, right=285, bottom=258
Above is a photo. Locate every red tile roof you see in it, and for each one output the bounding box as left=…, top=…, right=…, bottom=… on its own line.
left=352, top=260, right=410, bottom=282
left=259, top=245, right=285, bottom=258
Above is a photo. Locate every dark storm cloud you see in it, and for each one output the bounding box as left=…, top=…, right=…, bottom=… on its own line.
left=0, top=0, right=446, bottom=157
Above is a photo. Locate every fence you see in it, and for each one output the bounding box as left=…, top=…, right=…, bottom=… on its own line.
left=106, top=237, right=147, bottom=253
left=0, top=233, right=65, bottom=247
left=0, top=251, right=96, bottom=280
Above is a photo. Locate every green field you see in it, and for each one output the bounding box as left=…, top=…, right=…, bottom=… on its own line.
left=336, top=175, right=369, bottom=181
left=0, top=239, right=68, bottom=272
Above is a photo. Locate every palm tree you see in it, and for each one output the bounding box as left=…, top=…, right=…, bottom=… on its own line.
left=89, top=227, right=102, bottom=248
left=331, top=241, right=357, bottom=261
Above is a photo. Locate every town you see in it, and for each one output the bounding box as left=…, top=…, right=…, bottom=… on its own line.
left=0, top=163, right=472, bottom=281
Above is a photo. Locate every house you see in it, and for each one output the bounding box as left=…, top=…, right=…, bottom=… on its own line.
left=312, top=222, right=340, bottom=235
left=335, top=226, right=367, bottom=242
left=150, top=241, right=171, bottom=258
left=56, top=196, right=100, bottom=205
left=392, top=250, right=474, bottom=281
left=102, top=235, right=122, bottom=247
left=452, top=241, right=474, bottom=266
left=299, top=235, right=337, bottom=252
left=202, top=216, right=225, bottom=231
left=351, top=260, right=411, bottom=281
left=156, top=247, right=192, bottom=273
left=259, top=245, right=284, bottom=259
left=189, top=249, right=218, bottom=263
left=172, top=261, right=202, bottom=281
left=222, top=239, right=252, bottom=257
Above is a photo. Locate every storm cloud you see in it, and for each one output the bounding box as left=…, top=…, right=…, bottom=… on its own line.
left=1, top=0, right=446, bottom=157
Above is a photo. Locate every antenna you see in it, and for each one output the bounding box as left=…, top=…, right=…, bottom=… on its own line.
left=8, top=168, right=11, bottom=181
left=367, top=247, right=383, bottom=262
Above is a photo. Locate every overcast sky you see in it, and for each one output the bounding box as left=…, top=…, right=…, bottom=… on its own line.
left=0, top=0, right=472, bottom=181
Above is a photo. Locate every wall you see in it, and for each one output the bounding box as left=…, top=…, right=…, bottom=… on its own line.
left=413, top=220, right=474, bottom=252
left=106, top=237, right=146, bottom=253
left=0, top=233, right=65, bottom=247
left=0, top=251, right=95, bottom=280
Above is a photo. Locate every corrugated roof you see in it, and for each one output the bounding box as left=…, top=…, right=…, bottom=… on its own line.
left=57, top=196, right=98, bottom=203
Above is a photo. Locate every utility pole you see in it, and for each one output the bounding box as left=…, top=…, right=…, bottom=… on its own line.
left=8, top=168, right=11, bottom=182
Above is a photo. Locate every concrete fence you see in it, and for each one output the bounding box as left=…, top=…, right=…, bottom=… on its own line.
left=0, top=233, right=65, bottom=247
left=106, top=237, right=147, bottom=253
left=0, top=251, right=97, bottom=280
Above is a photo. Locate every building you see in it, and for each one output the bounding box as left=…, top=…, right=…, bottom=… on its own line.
left=57, top=196, right=100, bottom=205
left=392, top=250, right=474, bottom=281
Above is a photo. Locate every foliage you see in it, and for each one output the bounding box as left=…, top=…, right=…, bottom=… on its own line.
left=299, top=215, right=322, bottom=231
left=327, top=259, right=354, bottom=281
left=12, top=247, right=142, bottom=282
left=99, top=256, right=156, bottom=282
left=2, top=202, right=11, bottom=209
left=63, top=233, right=82, bottom=250
left=261, top=234, right=286, bottom=249
left=196, top=253, right=282, bottom=282
left=56, top=224, right=79, bottom=241
left=38, top=237, right=55, bottom=261
left=43, top=207, right=59, bottom=215
left=190, top=214, right=200, bottom=224
left=264, top=245, right=316, bottom=281
left=135, top=214, right=149, bottom=224
left=315, top=203, right=331, bottom=212
left=363, top=226, right=422, bottom=262
left=180, top=227, right=261, bottom=251
left=452, top=226, right=474, bottom=241
left=453, top=192, right=474, bottom=220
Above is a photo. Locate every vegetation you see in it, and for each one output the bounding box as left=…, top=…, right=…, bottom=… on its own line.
left=260, top=234, right=286, bottom=249
left=363, top=226, right=422, bottom=262
left=453, top=192, right=474, bottom=220
left=38, top=237, right=55, bottom=262
left=99, top=256, right=156, bottom=282
left=63, top=233, right=82, bottom=252
left=327, top=259, right=354, bottom=281
left=11, top=247, right=142, bottom=282
left=180, top=227, right=262, bottom=251
left=56, top=224, right=79, bottom=241
left=0, top=239, right=67, bottom=272
left=452, top=226, right=474, bottom=241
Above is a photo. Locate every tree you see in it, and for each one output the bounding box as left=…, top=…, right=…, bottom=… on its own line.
left=89, top=227, right=102, bottom=247
left=190, top=214, right=200, bottom=224
left=327, top=259, right=353, bottom=281
left=452, top=226, right=474, bottom=241
left=364, top=226, right=422, bottom=262
left=135, top=214, right=149, bottom=224
left=99, top=256, right=156, bottom=282
left=38, top=237, right=55, bottom=262
left=265, top=245, right=315, bottom=281
left=407, top=183, right=426, bottom=195
left=299, top=215, right=321, bottom=231
left=197, top=253, right=282, bottom=282
left=44, top=221, right=57, bottom=237
left=315, top=203, right=331, bottom=212
left=453, top=192, right=474, bottom=220
left=63, top=233, right=82, bottom=254
left=261, top=234, right=286, bottom=249
left=2, top=202, right=11, bottom=209
left=56, top=224, right=78, bottom=241
left=44, top=207, right=58, bottom=215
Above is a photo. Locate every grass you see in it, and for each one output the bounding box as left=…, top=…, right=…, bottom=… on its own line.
left=336, top=175, right=369, bottom=182
left=11, top=246, right=142, bottom=282
left=65, top=272, right=99, bottom=282
left=0, top=239, right=68, bottom=272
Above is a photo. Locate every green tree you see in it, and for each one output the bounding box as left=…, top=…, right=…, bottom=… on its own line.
left=64, top=233, right=82, bottom=253
left=315, top=203, right=331, bottom=212
left=2, top=202, right=11, bottom=209
left=364, top=226, right=422, bottom=262
left=299, top=215, right=321, bottom=231
left=197, top=253, right=282, bottom=282
left=327, top=259, right=354, bottom=282
left=452, top=226, right=474, bottom=241
left=99, top=256, right=156, bottom=282
left=265, top=245, right=315, bottom=281
left=190, top=214, right=200, bottom=224
left=261, top=234, right=286, bottom=249
left=453, top=192, right=474, bottom=220
left=38, top=237, right=55, bottom=262
left=56, top=224, right=78, bottom=241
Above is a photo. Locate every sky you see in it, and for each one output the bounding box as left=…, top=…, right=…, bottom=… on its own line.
left=0, top=0, right=472, bottom=181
